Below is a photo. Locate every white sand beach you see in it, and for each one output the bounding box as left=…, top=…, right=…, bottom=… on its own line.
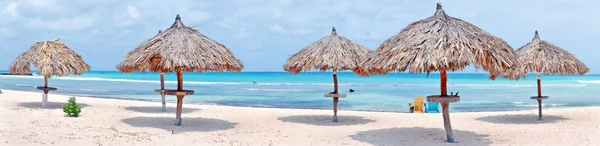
left=0, top=89, right=599, bottom=146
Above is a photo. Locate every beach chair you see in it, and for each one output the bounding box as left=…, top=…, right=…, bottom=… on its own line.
left=413, top=96, right=425, bottom=113
left=426, top=102, right=440, bottom=113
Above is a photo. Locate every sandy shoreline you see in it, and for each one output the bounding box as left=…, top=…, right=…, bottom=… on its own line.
left=12, top=90, right=583, bottom=114
left=1, top=89, right=599, bottom=146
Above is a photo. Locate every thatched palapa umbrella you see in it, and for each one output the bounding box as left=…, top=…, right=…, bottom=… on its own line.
left=284, top=27, right=372, bottom=122
left=116, top=15, right=243, bottom=126
left=510, top=31, right=588, bottom=120
left=356, top=3, right=518, bottom=143
left=10, top=39, right=91, bottom=107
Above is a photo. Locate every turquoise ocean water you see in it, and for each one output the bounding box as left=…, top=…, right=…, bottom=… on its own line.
left=1, top=71, right=599, bottom=112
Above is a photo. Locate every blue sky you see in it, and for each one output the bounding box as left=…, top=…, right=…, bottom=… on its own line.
left=0, top=0, right=597, bottom=73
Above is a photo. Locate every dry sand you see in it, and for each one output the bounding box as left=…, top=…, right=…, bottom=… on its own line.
left=0, top=89, right=599, bottom=146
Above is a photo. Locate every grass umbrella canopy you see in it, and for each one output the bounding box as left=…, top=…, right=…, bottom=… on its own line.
left=508, top=31, right=589, bottom=78
left=9, top=39, right=91, bottom=78
left=356, top=3, right=518, bottom=80
left=116, top=14, right=243, bottom=73
left=284, top=27, right=373, bottom=74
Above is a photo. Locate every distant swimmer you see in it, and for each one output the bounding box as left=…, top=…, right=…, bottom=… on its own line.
left=349, top=89, right=355, bottom=93
left=253, top=82, right=257, bottom=84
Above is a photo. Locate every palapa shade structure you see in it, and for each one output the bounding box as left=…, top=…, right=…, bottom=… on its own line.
left=283, top=27, right=372, bottom=122
left=509, top=31, right=589, bottom=120
left=10, top=39, right=91, bottom=107
left=356, top=3, right=518, bottom=143
left=116, top=15, right=243, bottom=126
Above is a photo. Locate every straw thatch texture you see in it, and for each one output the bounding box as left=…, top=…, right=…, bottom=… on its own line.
left=284, top=27, right=373, bottom=74
left=9, top=39, right=91, bottom=78
left=356, top=3, right=518, bottom=80
left=508, top=31, right=588, bottom=78
left=116, top=15, right=243, bottom=73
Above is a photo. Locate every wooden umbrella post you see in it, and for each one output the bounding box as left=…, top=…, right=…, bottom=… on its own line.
left=153, top=73, right=168, bottom=112
left=537, top=72, right=541, bottom=97
left=43, top=76, right=48, bottom=107
left=324, top=69, right=345, bottom=122
left=441, top=101, right=453, bottom=143
left=325, top=92, right=346, bottom=123
left=175, top=71, right=184, bottom=125
left=162, top=70, right=195, bottom=126
left=160, top=73, right=166, bottom=112
left=427, top=69, right=459, bottom=143
left=537, top=98, right=542, bottom=120
left=161, top=73, right=165, bottom=90
left=175, top=92, right=184, bottom=126
left=332, top=70, right=339, bottom=122
left=333, top=70, right=338, bottom=94
left=531, top=71, right=548, bottom=120
left=37, top=76, right=56, bottom=107
left=537, top=72, right=542, bottom=120
left=177, top=71, right=183, bottom=91
left=42, top=92, right=48, bottom=107
left=440, top=70, right=447, bottom=96
left=440, top=69, right=453, bottom=143
left=333, top=97, right=339, bottom=122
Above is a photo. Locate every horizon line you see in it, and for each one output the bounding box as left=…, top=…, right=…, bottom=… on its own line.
left=1, top=70, right=598, bottom=75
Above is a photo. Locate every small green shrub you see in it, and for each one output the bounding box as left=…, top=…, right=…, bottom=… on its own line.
left=63, top=97, right=82, bottom=117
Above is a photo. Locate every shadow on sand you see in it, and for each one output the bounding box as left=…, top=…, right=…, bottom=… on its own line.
left=350, top=127, right=492, bottom=146
left=121, top=117, right=236, bottom=133
left=475, top=114, right=568, bottom=124
left=278, top=115, right=375, bottom=126
left=18, top=102, right=90, bottom=109
left=123, top=106, right=200, bottom=114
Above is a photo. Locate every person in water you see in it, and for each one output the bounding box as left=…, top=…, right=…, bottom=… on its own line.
left=349, top=89, right=355, bottom=93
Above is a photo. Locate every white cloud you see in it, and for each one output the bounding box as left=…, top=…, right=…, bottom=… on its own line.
left=114, top=5, right=141, bottom=27
left=0, top=2, right=18, bottom=25
left=269, top=24, right=286, bottom=34
left=27, top=16, right=93, bottom=31
left=2, top=2, right=18, bottom=17
left=126, top=6, right=140, bottom=19
left=20, top=0, right=64, bottom=14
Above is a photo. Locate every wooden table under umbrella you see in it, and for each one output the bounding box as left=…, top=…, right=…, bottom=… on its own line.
left=284, top=27, right=372, bottom=122
left=509, top=31, right=589, bottom=120
left=9, top=39, right=91, bottom=107
left=355, top=3, right=519, bottom=143
left=117, top=15, right=243, bottom=126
